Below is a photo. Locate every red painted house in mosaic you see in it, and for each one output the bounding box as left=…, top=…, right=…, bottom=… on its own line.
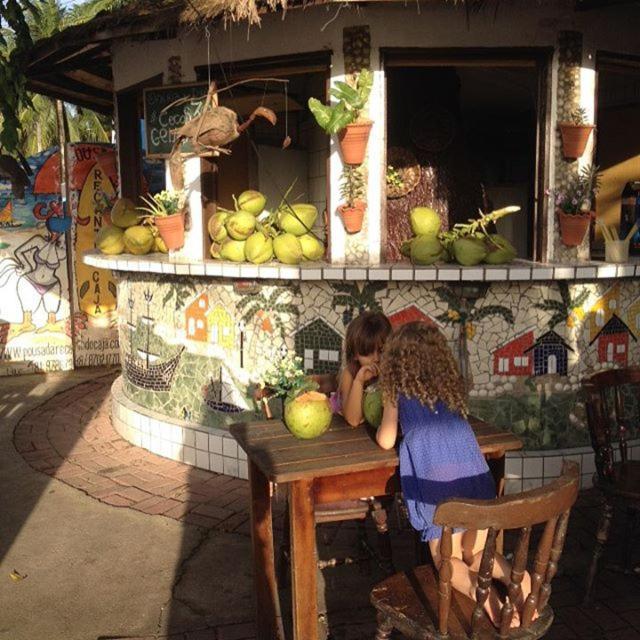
left=493, top=330, right=534, bottom=376
left=590, top=314, right=637, bottom=366
left=388, top=305, right=438, bottom=329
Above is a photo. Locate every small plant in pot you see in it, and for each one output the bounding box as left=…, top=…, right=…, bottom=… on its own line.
left=308, top=69, right=373, bottom=165
left=138, top=189, right=186, bottom=250
left=551, top=163, right=601, bottom=247
left=558, top=108, right=595, bottom=160
left=338, top=165, right=366, bottom=234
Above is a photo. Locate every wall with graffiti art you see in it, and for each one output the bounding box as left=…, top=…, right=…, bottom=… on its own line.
left=0, top=145, right=120, bottom=375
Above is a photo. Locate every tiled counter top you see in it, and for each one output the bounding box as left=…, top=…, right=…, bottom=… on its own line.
left=84, top=251, right=640, bottom=282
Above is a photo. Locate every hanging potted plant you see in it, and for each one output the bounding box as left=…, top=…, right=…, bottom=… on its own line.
left=558, top=108, right=595, bottom=160
left=308, top=69, right=373, bottom=165
left=338, top=165, right=366, bottom=234
left=551, top=164, right=601, bottom=247
left=138, top=189, right=186, bottom=250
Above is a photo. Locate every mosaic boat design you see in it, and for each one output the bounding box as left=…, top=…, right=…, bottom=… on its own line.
left=0, top=201, right=23, bottom=228
left=124, top=346, right=185, bottom=391
left=205, top=368, right=249, bottom=414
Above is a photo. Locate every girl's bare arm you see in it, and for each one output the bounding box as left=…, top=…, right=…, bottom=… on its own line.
left=340, top=368, right=364, bottom=426
left=376, top=401, right=398, bottom=449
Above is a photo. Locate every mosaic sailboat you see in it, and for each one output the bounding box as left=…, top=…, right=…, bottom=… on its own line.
left=205, top=366, right=249, bottom=414
left=124, top=291, right=184, bottom=391
left=0, top=201, right=23, bottom=228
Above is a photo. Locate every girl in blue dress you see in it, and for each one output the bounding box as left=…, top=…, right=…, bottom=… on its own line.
left=376, top=321, right=532, bottom=627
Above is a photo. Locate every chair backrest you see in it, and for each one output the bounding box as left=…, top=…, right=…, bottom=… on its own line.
left=432, top=461, right=579, bottom=637
left=583, top=367, right=640, bottom=481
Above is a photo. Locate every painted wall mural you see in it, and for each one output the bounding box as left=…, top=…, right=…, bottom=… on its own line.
left=119, top=275, right=640, bottom=449
left=0, top=145, right=120, bottom=375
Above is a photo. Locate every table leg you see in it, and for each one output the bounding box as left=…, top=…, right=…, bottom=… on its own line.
left=289, top=478, right=318, bottom=640
left=249, top=461, right=285, bottom=640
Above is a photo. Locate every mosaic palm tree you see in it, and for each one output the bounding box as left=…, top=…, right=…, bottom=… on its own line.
left=534, top=281, right=589, bottom=330
left=236, top=286, right=299, bottom=341
left=331, top=282, right=387, bottom=326
left=160, top=276, right=198, bottom=310
left=435, top=285, right=514, bottom=388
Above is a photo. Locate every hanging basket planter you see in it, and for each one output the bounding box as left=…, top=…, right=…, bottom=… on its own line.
left=338, top=121, right=373, bottom=165
left=386, top=147, right=420, bottom=200
left=338, top=200, right=366, bottom=234
left=558, top=123, right=595, bottom=160
left=557, top=210, right=592, bottom=247
left=155, top=211, right=186, bottom=250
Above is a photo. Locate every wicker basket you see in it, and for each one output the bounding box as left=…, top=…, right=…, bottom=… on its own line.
left=386, top=147, right=421, bottom=199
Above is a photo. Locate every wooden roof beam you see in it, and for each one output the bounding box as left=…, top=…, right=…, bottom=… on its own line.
left=26, top=79, right=113, bottom=113
left=66, top=70, right=113, bottom=93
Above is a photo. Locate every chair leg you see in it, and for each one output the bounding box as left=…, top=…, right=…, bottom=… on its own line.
left=375, top=612, right=394, bottom=640
left=584, top=498, right=614, bottom=604
left=370, top=499, right=394, bottom=575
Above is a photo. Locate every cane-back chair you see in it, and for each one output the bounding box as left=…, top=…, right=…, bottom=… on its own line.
left=370, top=461, right=579, bottom=640
left=583, top=367, right=640, bottom=603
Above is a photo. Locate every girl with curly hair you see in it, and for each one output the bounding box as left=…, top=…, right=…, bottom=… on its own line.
left=377, top=322, right=532, bottom=627
left=332, top=311, right=392, bottom=427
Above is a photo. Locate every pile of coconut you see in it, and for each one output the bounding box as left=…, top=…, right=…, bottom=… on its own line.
left=208, top=190, right=325, bottom=265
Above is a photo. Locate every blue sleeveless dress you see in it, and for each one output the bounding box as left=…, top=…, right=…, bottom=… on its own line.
left=398, top=395, right=496, bottom=541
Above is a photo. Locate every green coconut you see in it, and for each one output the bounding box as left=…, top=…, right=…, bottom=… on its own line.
left=123, top=225, right=154, bottom=255
left=237, top=190, right=266, bottom=216
left=484, top=234, right=517, bottom=264
left=219, top=239, right=246, bottom=262
left=410, top=235, right=445, bottom=265
left=110, top=198, right=139, bottom=228
left=277, top=203, right=318, bottom=236
left=298, top=233, right=325, bottom=261
left=226, top=211, right=256, bottom=240
left=284, top=391, right=332, bottom=439
left=452, top=236, right=488, bottom=266
left=363, top=384, right=383, bottom=429
left=96, top=225, right=125, bottom=255
left=154, top=235, right=168, bottom=254
left=410, top=207, right=441, bottom=237
left=273, top=233, right=303, bottom=264
left=208, top=212, right=229, bottom=242
left=245, top=232, right=273, bottom=264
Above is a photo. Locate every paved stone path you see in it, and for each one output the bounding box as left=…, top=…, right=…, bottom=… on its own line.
left=9, top=372, right=640, bottom=639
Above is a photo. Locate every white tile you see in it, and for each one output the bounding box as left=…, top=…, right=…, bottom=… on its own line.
left=300, top=268, right=321, bottom=280
left=322, top=268, right=344, bottom=280
left=280, top=266, right=301, bottom=279
left=258, top=266, right=279, bottom=279
left=437, top=268, right=461, bottom=281
left=223, top=457, right=240, bottom=477
left=504, top=479, right=522, bottom=495
left=196, top=449, right=210, bottom=470
left=183, top=446, right=196, bottom=466
left=461, top=268, right=485, bottom=281
left=345, top=268, right=367, bottom=280
left=238, top=446, right=247, bottom=461
left=222, top=264, right=241, bottom=278
left=161, top=261, right=175, bottom=274
left=597, top=265, right=617, bottom=279
left=618, top=264, right=635, bottom=278
left=581, top=473, right=594, bottom=490
left=205, top=262, right=223, bottom=276
left=149, top=262, right=163, bottom=274
left=575, top=266, right=597, bottom=279
left=240, top=265, right=259, bottom=278
left=169, top=443, right=184, bottom=462
left=543, top=456, right=563, bottom=478
left=522, top=478, right=543, bottom=491
left=140, top=433, right=151, bottom=450
left=368, top=268, right=390, bottom=280
left=238, top=460, right=249, bottom=480
left=582, top=453, right=596, bottom=474
left=139, top=415, right=150, bottom=433
left=195, top=431, right=209, bottom=451
left=530, top=268, right=554, bottom=281
left=553, top=267, right=575, bottom=280
left=636, top=265, right=640, bottom=277
left=223, top=438, right=238, bottom=458
left=210, top=453, right=224, bottom=474
left=130, top=431, right=142, bottom=447
left=562, top=454, right=582, bottom=474
left=175, top=263, right=190, bottom=275
left=209, top=434, right=223, bottom=454
left=484, top=268, right=508, bottom=281
left=391, top=268, right=414, bottom=281
left=190, top=263, right=206, bottom=276
left=183, top=429, right=195, bottom=448
left=504, top=457, right=522, bottom=478
left=414, top=267, right=437, bottom=281
left=508, top=268, right=531, bottom=281
left=149, top=435, right=162, bottom=454
left=523, top=457, right=543, bottom=478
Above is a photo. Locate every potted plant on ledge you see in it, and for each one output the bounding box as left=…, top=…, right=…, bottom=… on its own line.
left=308, top=69, right=373, bottom=165
left=552, top=164, right=601, bottom=247
left=338, top=165, right=366, bottom=233
left=558, top=108, right=595, bottom=160
left=138, top=189, right=186, bottom=250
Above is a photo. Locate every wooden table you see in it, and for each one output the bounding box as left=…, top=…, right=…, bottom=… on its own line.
left=230, top=415, right=522, bottom=640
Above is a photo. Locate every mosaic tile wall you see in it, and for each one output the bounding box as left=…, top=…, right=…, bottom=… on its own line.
left=118, top=274, right=640, bottom=449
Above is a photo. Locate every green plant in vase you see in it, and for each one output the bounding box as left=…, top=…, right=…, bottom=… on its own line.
left=338, top=165, right=366, bottom=234
left=138, top=189, right=187, bottom=251
left=308, top=69, right=373, bottom=164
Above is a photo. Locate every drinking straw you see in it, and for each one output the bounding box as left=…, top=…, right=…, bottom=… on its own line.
left=624, top=223, right=639, bottom=243
left=597, top=220, right=614, bottom=243
left=612, top=225, right=620, bottom=241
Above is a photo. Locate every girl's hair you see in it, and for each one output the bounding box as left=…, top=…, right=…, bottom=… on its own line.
left=345, top=311, right=392, bottom=366
left=380, top=321, right=467, bottom=416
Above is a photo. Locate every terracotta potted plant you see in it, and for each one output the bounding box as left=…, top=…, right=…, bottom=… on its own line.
left=308, top=69, right=373, bottom=165
left=552, top=164, right=601, bottom=247
left=138, top=189, right=186, bottom=250
left=558, top=108, right=595, bottom=160
left=338, top=165, right=366, bottom=234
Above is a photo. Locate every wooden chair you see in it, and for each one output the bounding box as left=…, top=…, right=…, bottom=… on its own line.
left=583, top=367, right=640, bottom=603
left=370, top=461, right=579, bottom=640
left=254, top=374, right=394, bottom=581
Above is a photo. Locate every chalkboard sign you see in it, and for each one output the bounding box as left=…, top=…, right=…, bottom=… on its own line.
left=143, top=83, right=207, bottom=158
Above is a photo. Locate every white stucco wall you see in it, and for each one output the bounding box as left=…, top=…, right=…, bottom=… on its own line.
left=112, top=1, right=640, bottom=264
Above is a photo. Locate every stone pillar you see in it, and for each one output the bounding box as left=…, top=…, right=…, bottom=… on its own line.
left=552, top=31, right=596, bottom=263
